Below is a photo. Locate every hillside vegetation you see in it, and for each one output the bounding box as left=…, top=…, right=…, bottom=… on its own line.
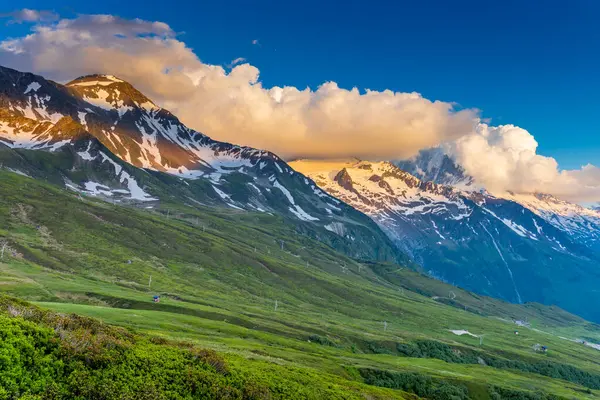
left=1, top=170, right=600, bottom=399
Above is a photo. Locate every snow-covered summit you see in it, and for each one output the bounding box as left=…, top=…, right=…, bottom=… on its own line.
left=68, top=74, right=125, bottom=85
left=397, top=148, right=600, bottom=252
left=395, top=148, right=475, bottom=189
left=290, top=159, right=466, bottom=218
left=500, top=192, right=600, bottom=250
left=67, top=74, right=157, bottom=114
left=0, top=66, right=296, bottom=203
left=292, top=157, right=600, bottom=320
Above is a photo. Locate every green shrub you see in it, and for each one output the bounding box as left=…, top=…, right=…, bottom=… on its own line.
left=359, top=368, right=469, bottom=400
left=360, top=368, right=568, bottom=400
left=0, top=298, right=240, bottom=399
left=308, top=334, right=339, bottom=348
left=395, top=339, right=600, bottom=390
left=0, top=296, right=395, bottom=400
left=192, top=348, right=230, bottom=375
left=366, top=341, right=394, bottom=355
left=489, top=386, right=562, bottom=400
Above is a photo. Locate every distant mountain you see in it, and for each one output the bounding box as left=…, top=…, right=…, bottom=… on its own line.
left=0, top=65, right=406, bottom=264
left=500, top=192, right=600, bottom=253
left=399, top=149, right=600, bottom=253
left=291, top=159, right=600, bottom=322
left=394, top=148, right=474, bottom=189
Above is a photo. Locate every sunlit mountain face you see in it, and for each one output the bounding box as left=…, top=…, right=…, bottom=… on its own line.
left=0, top=65, right=407, bottom=264
left=291, top=157, right=600, bottom=322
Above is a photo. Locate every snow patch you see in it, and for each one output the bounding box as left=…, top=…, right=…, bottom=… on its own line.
left=532, top=218, right=543, bottom=235
left=119, top=171, right=156, bottom=201
left=273, top=180, right=295, bottom=204
left=273, top=179, right=319, bottom=221
left=78, top=112, right=88, bottom=129
left=24, top=82, right=41, bottom=94
left=6, top=168, right=30, bottom=177
left=431, top=219, right=446, bottom=240
left=288, top=206, right=319, bottom=221
left=77, top=142, right=95, bottom=161
left=99, top=152, right=123, bottom=175
left=212, top=185, right=231, bottom=201
left=483, top=207, right=537, bottom=240
left=449, top=330, right=479, bottom=338
left=324, top=222, right=346, bottom=235
left=84, top=181, right=113, bottom=196
left=584, top=342, right=600, bottom=351
left=48, top=139, right=71, bottom=151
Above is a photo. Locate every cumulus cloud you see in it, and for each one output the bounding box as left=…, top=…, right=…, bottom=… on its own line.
left=1, top=12, right=599, bottom=202
left=446, top=124, right=600, bottom=202
left=1, top=9, right=58, bottom=24
left=0, top=12, right=478, bottom=161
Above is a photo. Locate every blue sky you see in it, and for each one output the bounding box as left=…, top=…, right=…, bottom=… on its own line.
left=3, top=0, right=600, bottom=169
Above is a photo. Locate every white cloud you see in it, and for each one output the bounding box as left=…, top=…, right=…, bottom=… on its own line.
left=227, top=57, right=246, bottom=68
left=446, top=124, right=600, bottom=203
left=1, top=12, right=599, bottom=202
left=1, top=9, right=58, bottom=24
left=0, top=12, right=478, bottom=162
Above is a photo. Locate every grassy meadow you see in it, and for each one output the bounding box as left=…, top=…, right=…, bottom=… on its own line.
left=1, top=170, right=600, bottom=399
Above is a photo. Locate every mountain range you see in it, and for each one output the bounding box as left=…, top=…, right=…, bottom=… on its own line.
left=2, top=64, right=600, bottom=322
left=398, top=149, right=600, bottom=253
left=0, top=65, right=404, bottom=264
left=291, top=157, right=600, bottom=322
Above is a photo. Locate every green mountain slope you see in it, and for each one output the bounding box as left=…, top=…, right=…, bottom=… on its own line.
left=1, top=170, right=600, bottom=399
left=0, top=64, right=406, bottom=265
left=0, top=139, right=407, bottom=265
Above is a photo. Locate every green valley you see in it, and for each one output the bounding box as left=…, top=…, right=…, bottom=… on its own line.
left=1, top=170, right=600, bottom=399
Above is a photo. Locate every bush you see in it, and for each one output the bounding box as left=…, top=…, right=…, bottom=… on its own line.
left=0, top=297, right=247, bottom=399
left=360, top=368, right=567, bottom=400
left=489, top=386, right=562, bottom=400
left=359, top=368, right=469, bottom=400
left=192, top=348, right=230, bottom=375
left=395, top=339, right=600, bottom=390
left=366, top=341, right=394, bottom=354
left=0, top=296, right=396, bottom=400
left=308, top=334, right=339, bottom=348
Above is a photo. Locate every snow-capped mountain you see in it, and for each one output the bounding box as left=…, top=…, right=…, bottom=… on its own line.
left=291, top=159, right=600, bottom=322
left=0, top=65, right=405, bottom=263
left=499, top=192, right=600, bottom=252
left=398, top=149, right=600, bottom=253
left=395, top=148, right=474, bottom=189
left=66, top=74, right=280, bottom=176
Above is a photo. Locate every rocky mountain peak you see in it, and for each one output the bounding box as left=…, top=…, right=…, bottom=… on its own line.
left=66, top=74, right=157, bottom=114
left=395, top=148, right=474, bottom=188
left=333, top=168, right=354, bottom=191
left=68, top=74, right=125, bottom=84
